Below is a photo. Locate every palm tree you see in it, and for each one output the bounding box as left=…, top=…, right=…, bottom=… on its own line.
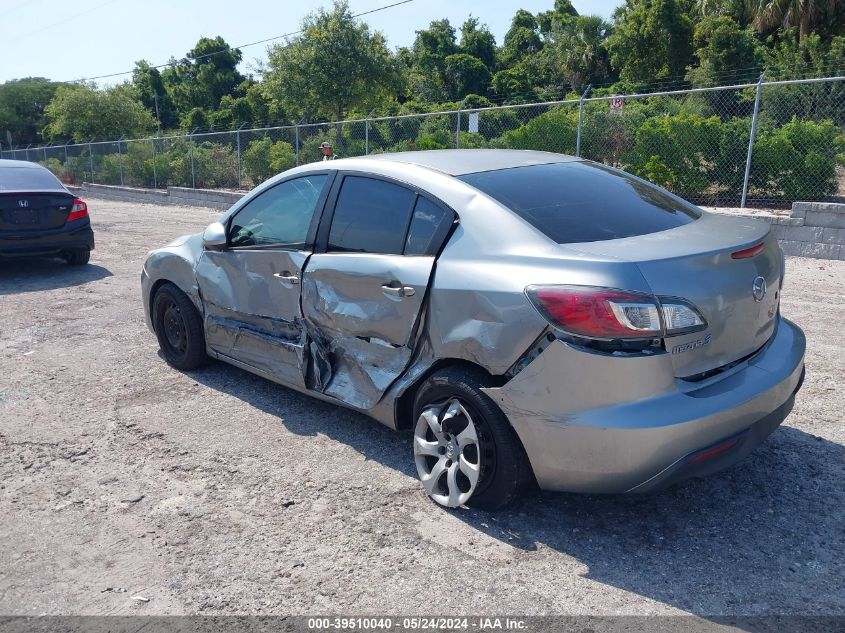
left=558, top=16, right=612, bottom=91
left=750, top=0, right=841, bottom=41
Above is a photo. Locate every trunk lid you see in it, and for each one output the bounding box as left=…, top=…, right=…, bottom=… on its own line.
left=567, top=213, right=781, bottom=378
left=0, top=192, right=75, bottom=233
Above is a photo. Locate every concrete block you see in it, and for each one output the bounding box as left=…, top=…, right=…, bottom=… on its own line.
left=805, top=211, right=845, bottom=229
left=772, top=225, right=823, bottom=241
left=770, top=216, right=804, bottom=226
left=793, top=201, right=845, bottom=219
left=798, top=242, right=842, bottom=259
left=778, top=240, right=804, bottom=256
left=821, top=227, right=845, bottom=245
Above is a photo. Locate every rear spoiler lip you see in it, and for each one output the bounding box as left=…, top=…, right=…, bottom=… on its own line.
left=0, top=188, right=73, bottom=195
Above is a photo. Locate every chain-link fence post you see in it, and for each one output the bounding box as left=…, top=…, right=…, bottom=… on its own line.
left=25, top=144, right=32, bottom=162
left=117, top=137, right=125, bottom=186
left=88, top=142, right=94, bottom=183
left=364, top=109, right=376, bottom=155
left=42, top=144, right=48, bottom=164
left=455, top=108, right=461, bottom=148
left=236, top=123, right=246, bottom=189
left=741, top=73, right=765, bottom=208
left=575, top=85, right=592, bottom=158
left=150, top=137, right=158, bottom=189
left=295, top=115, right=306, bottom=167
left=190, top=128, right=197, bottom=189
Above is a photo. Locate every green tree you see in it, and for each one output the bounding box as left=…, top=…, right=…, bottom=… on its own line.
left=444, top=53, right=491, bottom=99
left=162, top=36, right=245, bottom=117
left=43, top=83, right=156, bottom=142
left=687, top=15, right=762, bottom=87
left=537, top=0, right=580, bottom=34
left=209, top=80, right=276, bottom=130
left=459, top=17, right=497, bottom=71
left=132, top=61, right=177, bottom=130
left=264, top=1, right=402, bottom=122
left=501, top=10, right=544, bottom=67
left=607, top=0, right=695, bottom=85
left=0, top=77, right=59, bottom=146
left=491, top=66, right=538, bottom=103
left=408, top=19, right=459, bottom=102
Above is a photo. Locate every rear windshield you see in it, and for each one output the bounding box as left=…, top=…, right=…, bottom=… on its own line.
left=458, top=161, right=700, bottom=244
left=0, top=164, right=64, bottom=191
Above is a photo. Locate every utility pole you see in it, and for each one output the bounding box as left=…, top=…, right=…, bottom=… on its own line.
left=153, top=92, right=162, bottom=135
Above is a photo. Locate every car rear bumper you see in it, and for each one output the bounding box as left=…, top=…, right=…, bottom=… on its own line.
left=481, top=316, right=806, bottom=493
left=0, top=222, right=94, bottom=257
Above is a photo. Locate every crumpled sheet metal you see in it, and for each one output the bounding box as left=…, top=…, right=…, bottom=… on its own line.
left=206, top=313, right=307, bottom=389
left=299, top=254, right=433, bottom=412
left=480, top=339, right=678, bottom=492
left=142, top=233, right=206, bottom=324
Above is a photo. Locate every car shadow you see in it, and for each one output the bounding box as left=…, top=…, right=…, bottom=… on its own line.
left=0, top=257, right=112, bottom=295
left=189, top=360, right=844, bottom=618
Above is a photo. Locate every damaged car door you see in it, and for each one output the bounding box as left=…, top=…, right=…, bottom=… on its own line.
left=302, top=174, right=455, bottom=409
left=195, top=174, right=330, bottom=388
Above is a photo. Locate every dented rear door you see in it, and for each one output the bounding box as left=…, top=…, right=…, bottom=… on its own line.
left=302, top=176, right=454, bottom=409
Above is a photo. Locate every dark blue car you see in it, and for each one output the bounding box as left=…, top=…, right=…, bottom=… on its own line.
left=0, top=159, right=94, bottom=265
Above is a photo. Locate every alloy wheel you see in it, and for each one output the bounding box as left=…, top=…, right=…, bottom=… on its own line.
left=413, top=398, right=481, bottom=508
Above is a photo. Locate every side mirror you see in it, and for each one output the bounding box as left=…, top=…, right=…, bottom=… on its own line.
left=202, top=221, right=227, bottom=251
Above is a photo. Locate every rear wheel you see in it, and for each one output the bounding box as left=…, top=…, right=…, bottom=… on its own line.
left=412, top=367, right=533, bottom=510
left=152, top=283, right=208, bottom=370
left=65, top=248, right=90, bottom=266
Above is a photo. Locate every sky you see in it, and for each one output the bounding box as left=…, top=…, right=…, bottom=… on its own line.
left=0, top=0, right=620, bottom=84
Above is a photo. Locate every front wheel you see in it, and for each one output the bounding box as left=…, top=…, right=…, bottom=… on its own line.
left=152, top=282, right=208, bottom=370
left=412, top=367, right=533, bottom=510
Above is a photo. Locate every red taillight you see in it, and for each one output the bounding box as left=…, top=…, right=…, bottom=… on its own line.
left=67, top=198, right=88, bottom=222
left=731, top=242, right=765, bottom=259
left=689, top=438, right=739, bottom=463
left=526, top=285, right=662, bottom=340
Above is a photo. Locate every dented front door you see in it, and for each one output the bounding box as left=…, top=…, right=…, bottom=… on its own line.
left=195, top=174, right=330, bottom=388
left=198, top=249, right=310, bottom=387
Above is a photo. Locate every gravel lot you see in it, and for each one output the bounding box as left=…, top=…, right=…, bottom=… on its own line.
left=0, top=199, right=843, bottom=618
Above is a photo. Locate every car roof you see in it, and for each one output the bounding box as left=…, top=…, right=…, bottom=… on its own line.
left=352, top=149, right=579, bottom=176
left=0, top=159, right=44, bottom=169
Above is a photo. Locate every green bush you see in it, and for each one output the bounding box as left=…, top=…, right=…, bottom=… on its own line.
left=243, top=137, right=297, bottom=185
left=751, top=117, right=840, bottom=200
left=492, top=106, right=578, bottom=154
left=623, top=112, right=722, bottom=196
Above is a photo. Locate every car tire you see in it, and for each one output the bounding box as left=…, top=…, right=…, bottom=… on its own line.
left=152, top=282, right=208, bottom=371
left=412, top=366, right=533, bottom=511
left=65, top=249, right=90, bottom=266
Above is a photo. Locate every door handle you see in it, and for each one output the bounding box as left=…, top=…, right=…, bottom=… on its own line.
left=382, top=284, right=415, bottom=297
left=273, top=272, right=300, bottom=284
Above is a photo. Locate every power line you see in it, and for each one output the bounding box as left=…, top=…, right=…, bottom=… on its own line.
left=9, top=0, right=119, bottom=43
left=63, top=0, right=415, bottom=83
left=0, top=0, right=40, bottom=19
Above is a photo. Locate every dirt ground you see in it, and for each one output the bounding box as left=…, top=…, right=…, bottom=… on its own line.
left=0, top=199, right=843, bottom=618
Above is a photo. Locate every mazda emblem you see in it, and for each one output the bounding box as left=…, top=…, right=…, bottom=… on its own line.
left=18, top=199, right=28, bottom=208
left=752, top=276, right=767, bottom=302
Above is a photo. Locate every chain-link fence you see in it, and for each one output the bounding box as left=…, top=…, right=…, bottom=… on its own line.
left=3, top=75, right=844, bottom=207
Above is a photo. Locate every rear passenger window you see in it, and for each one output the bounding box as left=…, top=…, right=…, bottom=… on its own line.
left=328, top=176, right=415, bottom=254
left=405, top=197, right=454, bottom=256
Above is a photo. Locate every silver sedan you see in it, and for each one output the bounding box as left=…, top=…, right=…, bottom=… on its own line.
left=141, top=150, right=806, bottom=509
